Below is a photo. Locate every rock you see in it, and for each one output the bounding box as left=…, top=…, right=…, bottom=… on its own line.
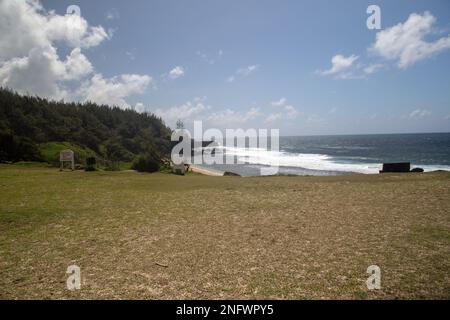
left=410, top=167, right=424, bottom=173
left=224, top=171, right=241, bottom=176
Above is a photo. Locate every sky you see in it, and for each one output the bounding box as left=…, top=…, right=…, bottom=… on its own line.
left=1, top=0, right=450, bottom=136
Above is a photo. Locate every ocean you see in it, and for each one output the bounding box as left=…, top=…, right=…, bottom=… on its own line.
left=201, top=132, right=450, bottom=176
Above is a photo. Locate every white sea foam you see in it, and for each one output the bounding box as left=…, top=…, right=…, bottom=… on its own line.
left=218, top=146, right=450, bottom=174
left=220, top=146, right=380, bottom=173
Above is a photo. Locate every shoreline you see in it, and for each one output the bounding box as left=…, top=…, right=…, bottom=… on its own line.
left=189, top=164, right=225, bottom=176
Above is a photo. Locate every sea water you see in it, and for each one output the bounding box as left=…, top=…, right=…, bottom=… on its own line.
left=202, top=132, right=450, bottom=176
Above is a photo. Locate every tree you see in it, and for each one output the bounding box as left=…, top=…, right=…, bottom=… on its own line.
left=131, top=148, right=161, bottom=173
left=0, top=87, right=172, bottom=163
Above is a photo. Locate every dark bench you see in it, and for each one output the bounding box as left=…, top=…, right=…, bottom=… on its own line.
left=379, top=162, right=410, bottom=173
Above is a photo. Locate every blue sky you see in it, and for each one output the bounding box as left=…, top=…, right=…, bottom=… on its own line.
left=2, top=0, right=450, bottom=135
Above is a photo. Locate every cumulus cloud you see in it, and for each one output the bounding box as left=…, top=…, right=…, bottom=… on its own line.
left=0, top=47, right=69, bottom=99
left=77, top=74, right=152, bottom=107
left=268, top=97, right=298, bottom=121
left=237, top=65, right=258, bottom=76
left=363, top=63, right=384, bottom=74
left=0, top=0, right=109, bottom=58
left=63, top=47, right=93, bottom=80
left=264, top=113, right=282, bottom=123
left=409, top=109, right=432, bottom=119
left=0, top=0, right=150, bottom=107
left=168, top=66, right=185, bottom=79
left=370, top=12, right=450, bottom=69
left=318, top=12, right=450, bottom=79
left=207, top=107, right=260, bottom=125
left=285, top=105, right=298, bottom=117
left=319, top=54, right=359, bottom=76
left=151, top=97, right=262, bottom=128
left=271, top=97, right=287, bottom=107
left=227, top=65, right=259, bottom=82
left=152, top=97, right=209, bottom=127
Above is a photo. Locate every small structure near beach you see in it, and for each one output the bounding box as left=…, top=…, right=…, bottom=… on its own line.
left=380, top=162, right=410, bottom=173
left=59, top=149, right=74, bottom=171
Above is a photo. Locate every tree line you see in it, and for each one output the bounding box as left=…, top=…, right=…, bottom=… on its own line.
left=0, top=87, right=172, bottom=169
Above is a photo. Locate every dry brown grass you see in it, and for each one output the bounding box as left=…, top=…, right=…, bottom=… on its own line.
left=0, top=164, right=449, bottom=299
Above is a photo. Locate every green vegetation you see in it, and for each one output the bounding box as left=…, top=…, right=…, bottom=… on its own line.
left=0, top=88, right=172, bottom=167
left=1, top=164, right=449, bottom=299
left=39, top=142, right=97, bottom=165
left=131, top=150, right=161, bottom=173
left=85, top=157, right=97, bottom=172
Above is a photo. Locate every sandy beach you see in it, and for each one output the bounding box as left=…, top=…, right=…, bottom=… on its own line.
left=189, top=165, right=225, bottom=176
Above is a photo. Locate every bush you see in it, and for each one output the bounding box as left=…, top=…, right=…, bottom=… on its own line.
left=85, top=157, right=97, bottom=171
left=132, top=151, right=161, bottom=173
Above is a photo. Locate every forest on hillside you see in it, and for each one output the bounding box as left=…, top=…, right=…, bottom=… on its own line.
left=0, top=88, right=172, bottom=167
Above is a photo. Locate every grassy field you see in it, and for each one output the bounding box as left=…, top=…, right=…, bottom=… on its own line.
left=0, top=164, right=449, bottom=299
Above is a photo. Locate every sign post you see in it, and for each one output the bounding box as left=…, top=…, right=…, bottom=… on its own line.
left=60, top=150, right=75, bottom=171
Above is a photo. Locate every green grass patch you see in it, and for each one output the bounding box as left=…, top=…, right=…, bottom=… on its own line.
left=39, top=141, right=98, bottom=165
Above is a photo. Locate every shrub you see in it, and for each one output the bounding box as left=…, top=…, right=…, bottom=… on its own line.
left=132, top=150, right=161, bottom=173
left=85, top=157, right=97, bottom=171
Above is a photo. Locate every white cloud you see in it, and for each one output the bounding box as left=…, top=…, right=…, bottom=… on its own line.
left=0, top=0, right=110, bottom=62
left=168, top=66, right=185, bottom=79
left=0, top=47, right=69, bottom=100
left=370, top=12, right=450, bottom=69
left=363, top=63, right=384, bottom=74
left=227, top=65, right=259, bottom=82
left=285, top=105, right=298, bottom=117
left=44, top=9, right=110, bottom=49
left=207, top=107, right=260, bottom=125
left=153, top=98, right=209, bottom=127
left=151, top=97, right=261, bottom=128
left=237, top=65, right=258, bottom=76
left=0, top=0, right=150, bottom=107
left=409, top=109, right=432, bottom=119
left=264, top=113, right=282, bottom=123
left=320, top=54, right=359, bottom=75
left=77, top=73, right=152, bottom=108
left=271, top=97, right=287, bottom=107
left=269, top=98, right=298, bottom=120
left=63, top=47, right=93, bottom=80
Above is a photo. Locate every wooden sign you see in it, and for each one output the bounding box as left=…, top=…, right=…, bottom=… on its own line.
left=60, top=150, right=74, bottom=161
left=60, top=149, right=74, bottom=171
